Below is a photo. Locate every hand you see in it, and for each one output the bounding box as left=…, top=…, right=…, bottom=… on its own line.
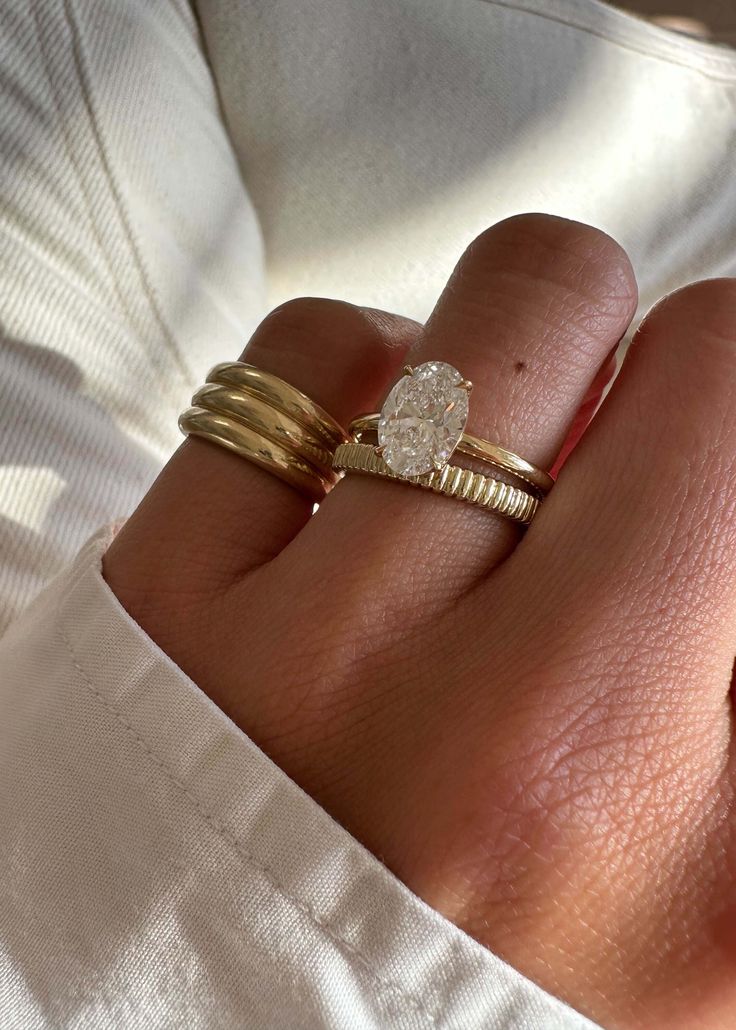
left=104, top=214, right=736, bottom=1029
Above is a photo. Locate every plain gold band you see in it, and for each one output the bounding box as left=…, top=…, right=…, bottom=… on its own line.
left=207, top=362, right=345, bottom=451
left=192, top=383, right=336, bottom=480
left=333, top=442, right=538, bottom=524
left=179, top=361, right=347, bottom=502
left=179, top=407, right=332, bottom=503
left=348, top=413, right=553, bottom=496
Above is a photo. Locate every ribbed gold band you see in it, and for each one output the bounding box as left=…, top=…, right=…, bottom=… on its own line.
left=333, top=442, right=539, bottom=524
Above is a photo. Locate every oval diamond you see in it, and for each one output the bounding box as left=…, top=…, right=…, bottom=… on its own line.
left=378, top=361, right=469, bottom=477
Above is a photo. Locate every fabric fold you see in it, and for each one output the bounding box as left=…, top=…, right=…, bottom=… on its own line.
left=0, top=527, right=596, bottom=1028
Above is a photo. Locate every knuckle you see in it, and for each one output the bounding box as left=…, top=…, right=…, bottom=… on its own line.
left=459, top=213, right=636, bottom=317
left=494, top=212, right=625, bottom=262
left=244, top=296, right=378, bottom=369
left=642, top=278, right=736, bottom=351
left=635, top=279, right=736, bottom=442
left=258, top=295, right=358, bottom=338
left=242, top=297, right=417, bottom=404
left=249, top=296, right=413, bottom=360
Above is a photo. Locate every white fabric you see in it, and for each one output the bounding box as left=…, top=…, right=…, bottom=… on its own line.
left=197, top=0, right=736, bottom=320
left=2, top=0, right=736, bottom=626
left=0, top=0, right=264, bottom=630
left=0, top=0, right=734, bottom=1026
left=0, top=527, right=595, bottom=1028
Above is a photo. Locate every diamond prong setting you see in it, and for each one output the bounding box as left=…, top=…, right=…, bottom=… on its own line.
left=377, top=360, right=470, bottom=478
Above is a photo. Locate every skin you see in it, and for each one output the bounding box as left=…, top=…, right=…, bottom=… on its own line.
left=104, top=214, right=736, bottom=1029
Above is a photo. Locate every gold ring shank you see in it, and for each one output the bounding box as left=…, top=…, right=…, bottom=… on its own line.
left=333, top=442, right=538, bottom=524
left=348, top=413, right=553, bottom=496
left=192, top=383, right=336, bottom=480
left=208, top=362, right=345, bottom=451
left=179, top=407, right=331, bottom=503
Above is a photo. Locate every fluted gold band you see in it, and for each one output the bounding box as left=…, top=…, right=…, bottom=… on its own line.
left=348, top=413, right=552, bottom=496
left=333, top=442, right=538, bottom=524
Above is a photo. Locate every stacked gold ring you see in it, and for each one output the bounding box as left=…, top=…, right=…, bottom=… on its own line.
left=332, top=360, right=547, bottom=524
left=178, top=362, right=347, bottom=503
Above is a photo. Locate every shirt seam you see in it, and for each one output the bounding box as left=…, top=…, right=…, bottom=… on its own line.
left=27, top=0, right=146, bottom=351
left=60, top=0, right=195, bottom=390
left=475, top=0, right=736, bottom=83
left=57, top=620, right=441, bottom=1027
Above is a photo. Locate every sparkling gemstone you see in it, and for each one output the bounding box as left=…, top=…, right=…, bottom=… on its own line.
left=378, top=361, right=469, bottom=477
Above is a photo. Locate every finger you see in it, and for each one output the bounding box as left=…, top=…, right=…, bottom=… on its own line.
left=449, top=279, right=736, bottom=1022
left=293, top=214, right=637, bottom=619
left=517, top=277, right=736, bottom=709
left=104, top=298, right=421, bottom=597
left=550, top=348, right=618, bottom=475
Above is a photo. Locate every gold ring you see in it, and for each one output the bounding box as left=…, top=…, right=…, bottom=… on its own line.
left=361, top=360, right=551, bottom=495
left=207, top=362, right=345, bottom=451
left=178, top=362, right=347, bottom=502
left=333, top=442, right=538, bottom=524
left=336, top=360, right=547, bottom=522
left=192, top=383, right=336, bottom=480
left=179, top=407, right=332, bottom=503
left=349, top=414, right=552, bottom=497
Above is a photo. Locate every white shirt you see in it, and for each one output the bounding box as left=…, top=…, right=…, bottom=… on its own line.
left=0, top=527, right=595, bottom=1028
left=1, top=0, right=734, bottom=1025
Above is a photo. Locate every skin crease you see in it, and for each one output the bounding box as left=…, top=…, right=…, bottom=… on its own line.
left=104, top=214, right=736, bottom=1029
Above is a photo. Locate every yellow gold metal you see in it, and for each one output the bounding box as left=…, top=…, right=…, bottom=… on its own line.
left=179, top=407, right=331, bottom=503
left=333, top=442, right=538, bottom=524
left=348, top=413, right=553, bottom=497
left=458, top=380, right=473, bottom=392
left=402, top=365, right=414, bottom=376
left=191, top=383, right=336, bottom=479
left=206, top=362, right=346, bottom=450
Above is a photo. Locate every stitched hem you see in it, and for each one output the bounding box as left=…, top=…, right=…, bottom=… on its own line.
left=57, top=618, right=437, bottom=1025
left=49, top=526, right=595, bottom=1029
left=61, top=0, right=195, bottom=388
left=476, top=0, right=736, bottom=82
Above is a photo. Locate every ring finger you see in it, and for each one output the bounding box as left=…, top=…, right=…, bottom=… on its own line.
left=290, top=214, right=638, bottom=617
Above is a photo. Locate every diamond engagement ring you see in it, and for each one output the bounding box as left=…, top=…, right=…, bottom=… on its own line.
left=350, top=361, right=553, bottom=496
left=332, top=361, right=547, bottom=523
